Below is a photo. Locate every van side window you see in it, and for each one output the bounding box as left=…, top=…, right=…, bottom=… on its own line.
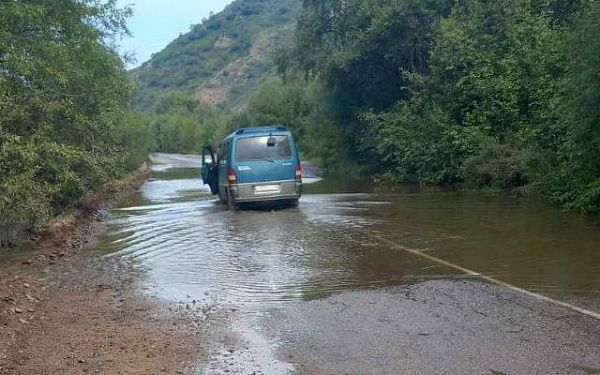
left=219, top=142, right=229, bottom=166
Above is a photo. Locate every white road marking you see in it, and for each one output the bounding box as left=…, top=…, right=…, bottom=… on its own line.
left=377, top=237, right=600, bottom=321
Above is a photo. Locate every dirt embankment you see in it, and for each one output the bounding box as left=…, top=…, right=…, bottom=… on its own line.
left=0, top=165, right=204, bottom=375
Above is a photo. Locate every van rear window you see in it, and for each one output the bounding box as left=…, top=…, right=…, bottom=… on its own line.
left=235, top=136, right=292, bottom=161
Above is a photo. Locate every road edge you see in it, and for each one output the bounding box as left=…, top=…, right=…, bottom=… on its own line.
left=0, top=163, right=206, bottom=374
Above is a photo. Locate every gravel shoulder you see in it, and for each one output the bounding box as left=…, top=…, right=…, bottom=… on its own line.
left=0, top=166, right=205, bottom=375
left=265, top=280, right=600, bottom=375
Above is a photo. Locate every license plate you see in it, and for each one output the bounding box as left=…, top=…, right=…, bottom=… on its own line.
left=254, top=184, right=281, bottom=194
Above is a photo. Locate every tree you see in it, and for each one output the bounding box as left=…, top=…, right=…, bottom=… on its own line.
left=285, top=0, right=453, bottom=169
left=0, top=0, right=149, bottom=244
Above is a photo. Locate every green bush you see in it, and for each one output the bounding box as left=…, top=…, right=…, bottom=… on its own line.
left=463, top=139, right=530, bottom=189
left=0, top=0, right=151, bottom=244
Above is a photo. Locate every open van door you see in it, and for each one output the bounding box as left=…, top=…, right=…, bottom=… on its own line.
left=201, top=146, right=219, bottom=195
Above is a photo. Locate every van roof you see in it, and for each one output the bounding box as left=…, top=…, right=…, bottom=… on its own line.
left=223, top=126, right=290, bottom=141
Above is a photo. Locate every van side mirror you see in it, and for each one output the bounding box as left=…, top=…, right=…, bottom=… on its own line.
left=267, top=137, right=277, bottom=147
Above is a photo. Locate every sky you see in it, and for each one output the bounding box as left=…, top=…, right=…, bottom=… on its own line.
left=117, top=0, right=233, bottom=68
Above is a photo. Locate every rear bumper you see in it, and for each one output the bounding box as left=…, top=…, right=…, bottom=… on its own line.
left=231, top=180, right=302, bottom=203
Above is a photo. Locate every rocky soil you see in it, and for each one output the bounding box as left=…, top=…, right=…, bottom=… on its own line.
left=0, top=166, right=204, bottom=375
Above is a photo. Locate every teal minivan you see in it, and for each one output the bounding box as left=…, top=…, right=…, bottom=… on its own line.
left=201, top=126, right=302, bottom=210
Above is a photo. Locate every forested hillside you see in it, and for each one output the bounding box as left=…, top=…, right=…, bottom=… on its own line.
left=138, top=0, right=600, bottom=212
left=0, top=1, right=149, bottom=245
left=132, top=0, right=301, bottom=110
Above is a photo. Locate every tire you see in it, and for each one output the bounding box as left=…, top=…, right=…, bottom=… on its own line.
left=289, top=198, right=300, bottom=207
left=226, top=189, right=238, bottom=211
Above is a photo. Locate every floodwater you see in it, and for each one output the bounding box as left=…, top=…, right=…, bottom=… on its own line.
left=94, top=153, right=600, bottom=373
left=98, top=154, right=600, bottom=306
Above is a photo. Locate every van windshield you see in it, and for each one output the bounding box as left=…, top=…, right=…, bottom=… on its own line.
left=235, top=136, right=293, bottom=161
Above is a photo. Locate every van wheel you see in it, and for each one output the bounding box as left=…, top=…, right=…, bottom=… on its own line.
left=226, top=189, right=238, bottom=211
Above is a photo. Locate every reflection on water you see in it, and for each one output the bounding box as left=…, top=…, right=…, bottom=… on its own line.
left=303, top=177, right=373, bottom=194
left=95, top=161, right=600, bottom=311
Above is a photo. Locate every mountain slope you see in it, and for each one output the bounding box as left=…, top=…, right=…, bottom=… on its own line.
left=132, top=0, right=301, bottom=110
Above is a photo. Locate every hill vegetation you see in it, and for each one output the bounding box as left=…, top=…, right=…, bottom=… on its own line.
left=132, top=0, right=301, bottom=110
left=141, top=0, right=600, bottom=212
left=0, top=0, right=150, bottom=245
left=276, top=0, right=600, bottom=211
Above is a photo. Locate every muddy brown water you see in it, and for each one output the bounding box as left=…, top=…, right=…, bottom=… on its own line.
left=95, top=157, right=600, bottom=308
left=86, top=155, right=600, bottom=374
left=2, top=153, right=597, bottom=373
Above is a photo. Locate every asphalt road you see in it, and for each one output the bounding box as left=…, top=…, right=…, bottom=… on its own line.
left=95, top=154, right=600, bottom=375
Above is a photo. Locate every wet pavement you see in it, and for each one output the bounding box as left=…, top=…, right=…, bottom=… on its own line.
left=94, top=153, right=600, bottom=374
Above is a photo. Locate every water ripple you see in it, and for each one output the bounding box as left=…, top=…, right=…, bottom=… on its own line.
left=93, top=166, right=600, bottom=309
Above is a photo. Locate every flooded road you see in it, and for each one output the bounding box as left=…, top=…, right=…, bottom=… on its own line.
left=95, top=153, right=600, bottom=374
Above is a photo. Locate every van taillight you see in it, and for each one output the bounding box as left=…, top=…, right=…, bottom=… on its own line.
left=295, top=164, right=303, bottom=183
left=228, top=169, right=237, bottom=185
